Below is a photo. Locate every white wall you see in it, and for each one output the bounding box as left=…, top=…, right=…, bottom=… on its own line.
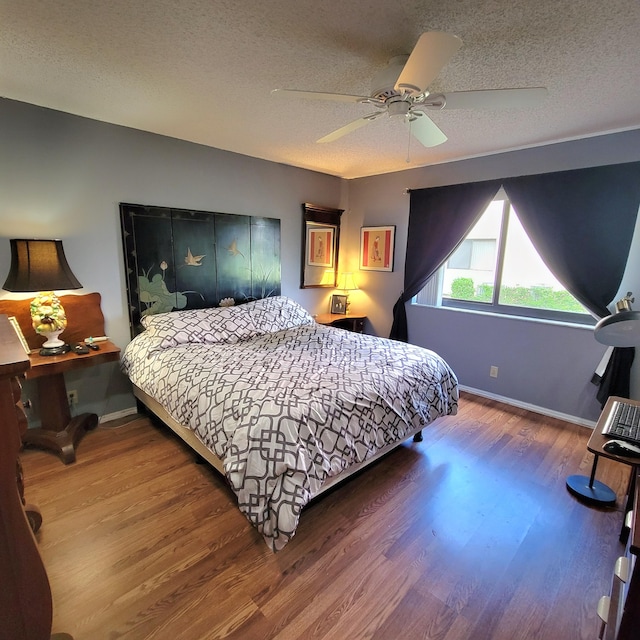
left=0, top=99, right=344, bottom=420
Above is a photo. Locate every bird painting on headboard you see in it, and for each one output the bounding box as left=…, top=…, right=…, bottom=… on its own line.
left=227, top=239, right=245, bottom=259
left=184, top=247, right=205, bottom=266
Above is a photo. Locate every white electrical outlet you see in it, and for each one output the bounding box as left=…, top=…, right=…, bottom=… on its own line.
left=489, top=366, right=499, bottom=378
left=67, top=390, right=78, bottom=405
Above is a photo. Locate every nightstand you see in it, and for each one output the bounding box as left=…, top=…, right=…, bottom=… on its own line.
left=315, top=313, right=366, bottom=333
left=0, top=293, right=120, bottom=465
left=24, top=341, right=120, bottom=464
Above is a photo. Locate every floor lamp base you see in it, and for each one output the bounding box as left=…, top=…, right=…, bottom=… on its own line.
left=566, top=474, right=616, bottom=506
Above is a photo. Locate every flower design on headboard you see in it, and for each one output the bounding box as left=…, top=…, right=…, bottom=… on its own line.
left=138, top=262, right=203, bottom=316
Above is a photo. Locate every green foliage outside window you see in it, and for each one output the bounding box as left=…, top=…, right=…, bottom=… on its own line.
left=450, top=277, right=475, bottom=300
left=448, top=278, right=586, bottom=313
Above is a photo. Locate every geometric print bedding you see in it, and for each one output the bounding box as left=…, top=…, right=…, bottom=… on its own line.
left=121, top=297, right=459, bottom=550
left=140, top=295, right=317, bottom=348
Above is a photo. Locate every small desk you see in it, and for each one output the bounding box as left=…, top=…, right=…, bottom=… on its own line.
left=24, top=341, right=120, bottom=464
left=567, top=396, right=640, bottom=514
left=316, top=313, right=366, bottom=333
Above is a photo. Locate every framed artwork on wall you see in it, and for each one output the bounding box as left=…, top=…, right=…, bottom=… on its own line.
left=307, top=225, right=335, bottom=268
left=359, top=226, right=395, bottom=272
left=301, top=203, right=343, bottom=289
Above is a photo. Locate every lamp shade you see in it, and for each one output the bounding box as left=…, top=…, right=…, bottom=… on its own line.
left=338, top=272, right=358, bottom=291
left=594, top=311, right=640, bottom=347
left=594, top=293, right=640, bottom=347
left=2, top=239, right=82, bottom=292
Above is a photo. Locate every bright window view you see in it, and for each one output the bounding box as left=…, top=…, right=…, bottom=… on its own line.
left=417, top=194, right=592, bottom=323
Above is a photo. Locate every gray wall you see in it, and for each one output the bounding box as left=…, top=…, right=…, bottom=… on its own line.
left=346, top=131, right=640, bottom=423
left=2, top=97, right=639, bottom=426
left=0, top=98, right=344, bottom=422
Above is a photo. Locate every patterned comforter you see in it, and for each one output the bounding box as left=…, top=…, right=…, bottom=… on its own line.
left=121, top=297, right=458, bottom=550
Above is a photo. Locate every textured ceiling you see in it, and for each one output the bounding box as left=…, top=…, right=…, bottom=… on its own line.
left=2, top=0, right=640, bottom=178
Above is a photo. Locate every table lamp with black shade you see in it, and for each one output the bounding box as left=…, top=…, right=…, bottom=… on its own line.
left=2, top=239, right=82, bottom=355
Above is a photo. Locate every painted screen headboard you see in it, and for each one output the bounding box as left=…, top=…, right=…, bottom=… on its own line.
left=120, top=203, right=281, bottom=335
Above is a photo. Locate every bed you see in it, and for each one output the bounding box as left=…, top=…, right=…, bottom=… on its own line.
left=121, top=295, right=458, bottom=550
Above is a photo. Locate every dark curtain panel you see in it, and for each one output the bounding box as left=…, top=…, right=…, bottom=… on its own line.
left=390, top=180, right=501, bottom=341
left=503, top=162, right=640, bottom=405
left=392, top=161, right=640, bottom=404
left=597, top=347, right=635, bottom=405
left=503, top=162, right=640, bottom=318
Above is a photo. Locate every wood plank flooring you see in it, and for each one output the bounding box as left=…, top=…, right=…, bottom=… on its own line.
left=20, top=392, right=633, bottom=640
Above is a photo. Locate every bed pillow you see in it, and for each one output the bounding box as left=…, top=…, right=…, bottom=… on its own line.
left=141, top=304, right=259, bottom=347
left=140, top=296, right=313, bottom=348
left=248, top=296, right=314, bottom=333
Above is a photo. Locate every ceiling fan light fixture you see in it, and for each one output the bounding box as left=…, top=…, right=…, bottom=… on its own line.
left=387, top=100, right=410, bottom=117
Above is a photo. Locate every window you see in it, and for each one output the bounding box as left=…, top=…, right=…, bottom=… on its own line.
left=415, top=193, right=593, bottom=324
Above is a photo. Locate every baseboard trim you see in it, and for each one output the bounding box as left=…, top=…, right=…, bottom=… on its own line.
left=459, top=385, right=596, bottom=429
left=99, top=406, right=138, bottom=423
left=98, top=393, right=597, bottom=432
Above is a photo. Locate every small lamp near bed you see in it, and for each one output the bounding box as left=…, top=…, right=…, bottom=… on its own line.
left=337, top=272, right=358, bottom=314
left=2, top=238, right=82, bottom=355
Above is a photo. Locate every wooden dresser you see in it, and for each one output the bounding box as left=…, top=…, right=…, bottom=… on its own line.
left=0, top=313, right=55, bottom=639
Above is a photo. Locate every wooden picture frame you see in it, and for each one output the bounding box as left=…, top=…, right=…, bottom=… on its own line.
left=330, top=294, right=348, bottom=315
left=301, top=203, right=343, bottom=289
left=8, top=316, right=30, bottom=354
left=307, top=226, right=335, bottom=268
left=360, top=226, right=395, bottom=272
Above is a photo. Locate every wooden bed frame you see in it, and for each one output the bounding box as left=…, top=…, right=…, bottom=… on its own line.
left=132, top=383, right=424, bottom=498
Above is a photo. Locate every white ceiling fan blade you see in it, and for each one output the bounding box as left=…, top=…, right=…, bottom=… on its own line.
left=438, top=87, right=548, bottom=110
left=317, top=113, right=383, bottom=143
left=395, top=32, right=463, bottom=95
left=271, top=88, right=370, bottom=103
left=407, top=114, right=447, bottom=148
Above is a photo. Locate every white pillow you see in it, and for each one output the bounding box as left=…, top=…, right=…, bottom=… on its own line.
left=248, top=296, right=314, bottom=333
left=140, top=296, right=312, bottom=349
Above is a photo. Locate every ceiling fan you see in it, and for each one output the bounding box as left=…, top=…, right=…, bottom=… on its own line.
left=272, top=32, right=547, bottom=148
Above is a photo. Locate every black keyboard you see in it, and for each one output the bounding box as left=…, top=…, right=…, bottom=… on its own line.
left=602, top=400, right=640, bottom=444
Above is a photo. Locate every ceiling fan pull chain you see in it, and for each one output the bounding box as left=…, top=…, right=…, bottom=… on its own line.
left=406, top=120, right=412, bottom=163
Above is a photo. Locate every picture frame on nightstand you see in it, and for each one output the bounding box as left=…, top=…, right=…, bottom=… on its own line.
left=330, top=294, right=348, bottom=315
left=8, top=316, right=30, bottom=354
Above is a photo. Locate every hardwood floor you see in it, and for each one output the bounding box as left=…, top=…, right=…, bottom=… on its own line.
left=20, top=392, right=633, bottom=640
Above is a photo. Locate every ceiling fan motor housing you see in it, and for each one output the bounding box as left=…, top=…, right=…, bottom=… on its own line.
left=370, top=55, right=408, bottom=99
left=387, top=99, right=411, bottom=116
